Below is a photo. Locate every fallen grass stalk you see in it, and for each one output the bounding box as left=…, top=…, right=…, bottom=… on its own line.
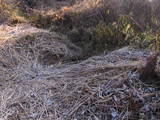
left=0, top=25, right=159, bottom=119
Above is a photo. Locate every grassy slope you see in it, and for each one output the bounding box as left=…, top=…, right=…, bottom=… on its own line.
left=1, top=0, right=160, bottom=56
left=0, top=0, right=160, bottom=119
left=22, top=0, right=160, bottom=57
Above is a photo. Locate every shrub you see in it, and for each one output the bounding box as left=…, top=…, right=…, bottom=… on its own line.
left=0, top=0, right=28, bottom=24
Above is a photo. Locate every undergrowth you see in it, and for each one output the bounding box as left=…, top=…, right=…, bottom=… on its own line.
left=0, top=0, right=160, bottom=57
left=63, top=0, right=160, bottom=56
left=0, top=0, right=28, bottom=24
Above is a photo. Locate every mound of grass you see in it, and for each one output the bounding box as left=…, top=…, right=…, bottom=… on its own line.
left=0, top=24, right=82, bottom=65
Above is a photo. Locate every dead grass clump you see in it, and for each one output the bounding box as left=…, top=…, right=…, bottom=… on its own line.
left=0, top=24, right=82, bottom=65
left=0, top=1, right=160, bottom=119
left=0, top=44, right=160, bottom=119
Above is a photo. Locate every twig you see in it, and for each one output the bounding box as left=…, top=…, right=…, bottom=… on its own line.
left=66, top=92, right=97, bottom=118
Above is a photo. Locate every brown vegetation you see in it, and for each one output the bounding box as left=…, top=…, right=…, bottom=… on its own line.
left=0, top=0, right=160, bottom=120
left=137, top=52, right=159, bottom=80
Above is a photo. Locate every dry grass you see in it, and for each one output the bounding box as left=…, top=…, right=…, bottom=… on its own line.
left=20, top=0, right=105, bottom=27
left=0, top=25, right=159, bottom=120
left=0, top=1, right=160, bottom=119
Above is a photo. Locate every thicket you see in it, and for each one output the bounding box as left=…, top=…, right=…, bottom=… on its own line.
left=36, top=0, right=159, bottom=57
left=0, top=0, right=28, bottom=24
left=1, top=0, right=160, bottom=57
left=64, top=0, right=160, bottom=56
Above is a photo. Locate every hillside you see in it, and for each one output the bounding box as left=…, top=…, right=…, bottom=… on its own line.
left=0, top=0, right=160, bottom=120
